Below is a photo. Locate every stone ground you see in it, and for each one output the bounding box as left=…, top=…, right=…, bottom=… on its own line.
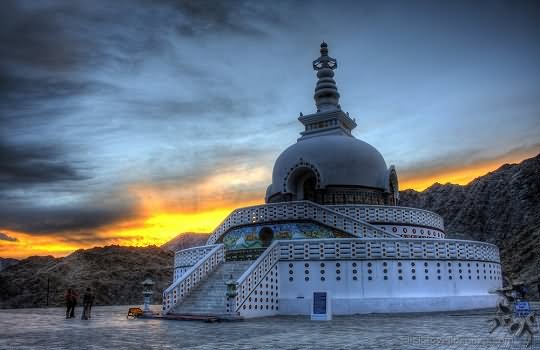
left=0, top=304, right=538, bottom=350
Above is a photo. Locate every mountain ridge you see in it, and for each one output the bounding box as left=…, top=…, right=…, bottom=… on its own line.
left=399, top=153, right=540, bottom=290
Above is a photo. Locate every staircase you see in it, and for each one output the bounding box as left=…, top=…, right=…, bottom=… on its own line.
left=171, top=260, right=253, bottom=316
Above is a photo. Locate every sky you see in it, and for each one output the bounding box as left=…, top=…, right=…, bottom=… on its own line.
left=1, top=0, right=539, bottom=259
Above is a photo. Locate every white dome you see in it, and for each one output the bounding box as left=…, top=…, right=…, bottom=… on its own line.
left=267, top=134, right=389, bottom=200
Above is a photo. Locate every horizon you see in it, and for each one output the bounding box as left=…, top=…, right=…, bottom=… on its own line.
left=2, top=153, right=537, bottom=260
left=1, top=0, right=540, bottom=259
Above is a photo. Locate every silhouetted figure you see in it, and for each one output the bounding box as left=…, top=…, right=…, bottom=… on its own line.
left=81, top=288, right=95, bottom=320
left=65, top=288, right=78, bottom=318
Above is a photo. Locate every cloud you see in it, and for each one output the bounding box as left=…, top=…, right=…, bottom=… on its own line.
left=149, top=0, right=286, bottom=38
left=0, top=193, right=136, bottom=236
left=0, top=141, right=88, bottom=187
left=398, top=143, right=540, bottom=190
left=399, top=143, right=540, bottom=180
left=0, top=232, right=18, bottom=242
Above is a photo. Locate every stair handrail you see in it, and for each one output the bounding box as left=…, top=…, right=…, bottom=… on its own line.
left=234, top=240, right=281, bottom=312
left=162, top=243, right=224, bottom=314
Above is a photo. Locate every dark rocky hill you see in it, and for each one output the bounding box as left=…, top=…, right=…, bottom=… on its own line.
left=399, top=153, right=540, bottom=289
left=0, top=257, right=19, bottom=271
left=0, top=246, right=173, bottom=309
left=0, top=233, right=210, bottom=308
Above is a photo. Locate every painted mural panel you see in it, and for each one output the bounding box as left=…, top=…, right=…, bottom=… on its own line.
left=221, top=222, right=352, bottom=250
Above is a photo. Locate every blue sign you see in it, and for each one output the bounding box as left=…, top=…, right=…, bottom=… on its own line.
left=313, top=292, right=327, bottom=315
left=514, top=300, right=531, bottom=317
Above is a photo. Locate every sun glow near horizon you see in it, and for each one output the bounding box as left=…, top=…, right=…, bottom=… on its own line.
left=1, top=151, right=537, bottom=259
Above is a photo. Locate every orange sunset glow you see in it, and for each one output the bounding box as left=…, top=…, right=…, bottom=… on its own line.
left=2, top=150, right=538, bottom=259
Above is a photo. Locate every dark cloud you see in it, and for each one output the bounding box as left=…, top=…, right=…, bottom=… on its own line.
left=0, top=194, right=136, bottom=236
left=0, top=142, right=88, bottom=187
left=0, top=1, right=84, bottom=71
left=0, top=232, right=18, bottom=242
left=149, top=0, right=285, bottom=37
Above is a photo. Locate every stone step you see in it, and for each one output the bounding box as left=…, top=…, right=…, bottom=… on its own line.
left=172, top=260, right=254, bottom=315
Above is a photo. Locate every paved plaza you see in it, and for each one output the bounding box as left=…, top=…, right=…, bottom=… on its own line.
left=0, top=305, right=538, bottom=350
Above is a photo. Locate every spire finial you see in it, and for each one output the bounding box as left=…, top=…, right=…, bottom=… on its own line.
left=320, top=41, right=328, bottom=56
left=312, top=42, right=340, bottom=111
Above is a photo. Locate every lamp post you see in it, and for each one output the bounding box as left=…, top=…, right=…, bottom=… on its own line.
left=225, top=274, right=238, bottom=316
left=142, top=278, right=155, bottom=314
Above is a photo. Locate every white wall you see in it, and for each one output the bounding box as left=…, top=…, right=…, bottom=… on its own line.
left=278, top=259, right=501, bottom=315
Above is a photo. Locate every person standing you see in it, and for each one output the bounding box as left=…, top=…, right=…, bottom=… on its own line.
left=81, top=288, right=95, bottom=320
left=65, top=288, right=77, bottom=318
left=65, top=288, right=72, bottom=318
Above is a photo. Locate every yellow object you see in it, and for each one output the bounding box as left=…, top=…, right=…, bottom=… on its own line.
left=127, top=307, right=144, bottom=319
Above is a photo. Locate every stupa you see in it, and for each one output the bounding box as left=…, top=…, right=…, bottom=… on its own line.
left=162, top=43, right=502, bottom=318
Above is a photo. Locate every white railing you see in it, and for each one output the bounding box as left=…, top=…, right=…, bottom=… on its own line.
left=174, top=245, right=217, bottom=282
left=162, top=244, right=225, bottom=314
left=206, top=201, right=400, bottom=245
left=371, top=224, right=445, bottom=239
left=329, top=205, right=445, bottom=231
left=235, top=241, right=281, bottom=314
left=276, top=238, right=500, bottom=263
left=232, top=237, right=499, bottom=317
